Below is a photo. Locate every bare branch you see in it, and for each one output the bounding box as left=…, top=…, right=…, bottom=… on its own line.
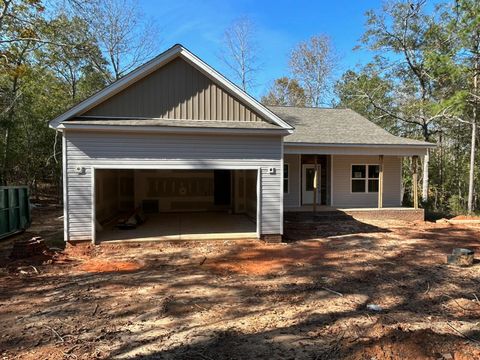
left=289, top=34, right=337, bottom=107
left=220, top=16, right=259, bottom=92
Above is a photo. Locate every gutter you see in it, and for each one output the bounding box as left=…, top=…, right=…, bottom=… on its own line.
left=284, top=141, right=436, bottom=148
left=57, top=123, right=293, bottom=136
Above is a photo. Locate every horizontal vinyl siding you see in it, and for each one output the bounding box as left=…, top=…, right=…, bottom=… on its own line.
left=65, top=131, right=282, bottom=241
left=84, top=58, right=267, bottom=123
left=332, top=155, right=401, bottom=208
left=283, top=154, right=300, bottom=208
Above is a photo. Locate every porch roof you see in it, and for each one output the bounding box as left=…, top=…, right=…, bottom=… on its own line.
left=269, top=106, right=434, bottom=147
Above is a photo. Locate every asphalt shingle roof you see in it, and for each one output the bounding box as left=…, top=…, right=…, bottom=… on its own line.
left=67, top=118, right=281, bottom=129
left=67, top=107, right=434, bottom=147
left=268, top=106, right=433, bottom=146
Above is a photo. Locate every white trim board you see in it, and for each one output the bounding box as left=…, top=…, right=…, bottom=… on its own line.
left=280, top=137, right=284, bottom=235
left=284, top=144, right=429, bottom=156
left=57, top=123, right=290, bottom=136
left=62, top=131, right=69, bottom=241
left=285, top=141, right=434, bottom=148
left=50, top=44, right=293, bottom=131
left=298, top=154, right=302, bottom=207
left=330, top=155, right=334, bottom=206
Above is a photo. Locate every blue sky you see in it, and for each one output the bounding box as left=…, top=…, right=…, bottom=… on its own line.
left=140, top=1, right=404, bottom=99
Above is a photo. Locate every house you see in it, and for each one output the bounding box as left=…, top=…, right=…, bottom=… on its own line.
left=49, top=44, right=433, bottom=244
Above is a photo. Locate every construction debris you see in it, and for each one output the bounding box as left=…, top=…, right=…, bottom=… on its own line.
left=116, top=207, right=147, bottom=230
left=2, top=207, right=480, bottom=359
left=447, top=248, right=474, bottom=267
left=366, top=304, right=383, bottom=312
left=9, top=236, right=48, bottom=259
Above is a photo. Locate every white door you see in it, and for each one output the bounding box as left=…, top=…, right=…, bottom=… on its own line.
left=302, top=164, right=321, bottom=205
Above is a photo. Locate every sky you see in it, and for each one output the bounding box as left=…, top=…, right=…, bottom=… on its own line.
left=139, top=0, right=428, bottom=100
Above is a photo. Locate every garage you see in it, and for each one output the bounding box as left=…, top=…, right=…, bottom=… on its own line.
left=94, top=168, right=258, bottom=242
left=52, top=45, right=289, bottom=243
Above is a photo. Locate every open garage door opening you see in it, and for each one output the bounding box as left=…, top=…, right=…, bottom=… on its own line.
left=93, top=169, right=258, bottom=243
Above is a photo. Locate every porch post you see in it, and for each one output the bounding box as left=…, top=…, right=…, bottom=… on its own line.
left=378, top=155, right=384, bottom=209
left=412, top=155, right=419, bottom=209
left=313, top=155, right=318, bottom=213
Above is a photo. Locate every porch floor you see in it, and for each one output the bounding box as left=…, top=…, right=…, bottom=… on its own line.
left=97, top=212, right=257, bottom=243
left=285, top=205, right=419, bottom=212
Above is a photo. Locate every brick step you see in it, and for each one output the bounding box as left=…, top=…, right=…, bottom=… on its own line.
left=285, top=212, right=353, bottom=222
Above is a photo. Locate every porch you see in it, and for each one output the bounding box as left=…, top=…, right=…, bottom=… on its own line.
left=284, top=206, right=424, bottom=222
left=283, top=152, right=422, bottom=217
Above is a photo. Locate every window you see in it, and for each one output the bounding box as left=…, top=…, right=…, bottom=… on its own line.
left=283, top=164, right=289, bottom=193
left=351, top=164, right=379, bottom=193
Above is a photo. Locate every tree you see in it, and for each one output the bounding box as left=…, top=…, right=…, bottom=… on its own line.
left=335, top=68, right=398, bottom=133
left=0, top=0, right=46, bottom=185
left=355, top=0, right=452, bottom=203
left=220, top=16, right=259, bottom=92
left=41, top=14, right=107, bottom=102
left=261, top=77, right=306, bottom=106
left=446, top=0, right=480, bottom=213
left=414, top=0, right=480, bottom=213
left=0, top=0, right=45, bottom=46
left=289, top=34, right=336, bottom=107
left=69, top=0, right=161, bottom=82
left=0, top=1, right=106, bottom=198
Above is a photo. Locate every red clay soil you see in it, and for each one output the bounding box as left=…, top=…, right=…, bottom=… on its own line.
left=207, top=241, right=325, bottom=275
left=1, top=209, right=480, bottom=359
left=76, top=259, right=143, bottom=273
left=451, top=215, right=480, bottom=220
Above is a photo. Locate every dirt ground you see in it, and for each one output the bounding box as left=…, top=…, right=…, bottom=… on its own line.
left=1, top=207, right=480, bottom=359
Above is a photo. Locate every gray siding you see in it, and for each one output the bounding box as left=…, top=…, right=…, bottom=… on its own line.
left=332, top=155, right=401, bottom=208
left=64, top=130, right=282, bottom=241
left=84, top=58, right=268, bottom=123
left=284, top=154, right=301, bottom=208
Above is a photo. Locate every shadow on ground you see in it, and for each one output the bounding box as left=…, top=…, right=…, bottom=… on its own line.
left=0, top=212, right=479, bottom=359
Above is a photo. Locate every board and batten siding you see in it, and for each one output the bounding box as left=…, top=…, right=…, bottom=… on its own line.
left=332, top=155, right=402, bottom=208
left=64, top=130, right=283, bottom=241
left=84, top=58, right=268, bottom=123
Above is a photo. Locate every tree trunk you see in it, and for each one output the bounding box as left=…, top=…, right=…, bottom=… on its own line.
left=467, top=121, right=476, bottom=213
left=422, top=149, right=429, bottom=203
left=468, top=55, right=479, bottom=213
left=0, top=127, right=9, bottom=185
left=1, top=74, right=19, bottom=185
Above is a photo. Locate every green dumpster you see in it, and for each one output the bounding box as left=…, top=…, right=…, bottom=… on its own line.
left=0, top=186, right=31, bottom=239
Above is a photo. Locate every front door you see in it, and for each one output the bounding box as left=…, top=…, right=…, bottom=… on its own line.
left=302, top=164, right=321, bottom=205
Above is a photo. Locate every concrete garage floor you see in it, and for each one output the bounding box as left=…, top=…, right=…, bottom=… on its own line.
left=96, top=212, right=257, bottom=242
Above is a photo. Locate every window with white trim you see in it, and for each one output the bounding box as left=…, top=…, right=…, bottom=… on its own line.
left=283, top=164, right=289, bottom=193
left=351, top=164, right=379, bottom=193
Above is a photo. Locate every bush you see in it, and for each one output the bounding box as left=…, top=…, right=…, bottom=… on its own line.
left=448, top=195, right=465, bottom=216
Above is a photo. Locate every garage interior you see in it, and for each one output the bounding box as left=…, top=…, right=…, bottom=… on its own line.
left=94, top=169, right=258, bottom=242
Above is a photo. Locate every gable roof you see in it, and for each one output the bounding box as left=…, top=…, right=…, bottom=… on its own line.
left=269, top=106, right=434, bottom=147
left=49, top=44, right=293, bottom=131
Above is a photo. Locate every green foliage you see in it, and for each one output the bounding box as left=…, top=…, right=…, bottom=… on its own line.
left=335, top=68, right=398, bottom=133
left=448, top=195, right=465, bottom=215
left=0, top=0, right=478, bottom=216
left=39, top=14, right=108, bottom=102
left=0, top=1, right=109, bottom=198
left=337, top=0, right=480, bottom=213
left=261, top=77, right=306, bottom=107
